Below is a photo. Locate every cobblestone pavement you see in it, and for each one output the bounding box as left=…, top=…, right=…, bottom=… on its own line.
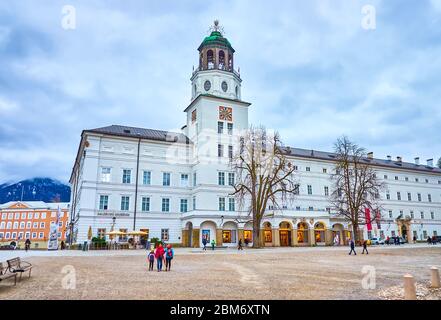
left=0, top=245, right=439, bottom=300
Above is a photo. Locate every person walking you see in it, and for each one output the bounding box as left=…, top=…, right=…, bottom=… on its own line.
left=147, top=249, right=155, bottom=271
left=238, top=238, right=243, bottom=250
left=154, top=243, right=165, bottom=272
left=165, top=244, right=174, bottom=271
left=211, top=239, right=216, bottom=251
left=202, top=237, right=207, bottom=251
left=413, top=235, right=417, bottom=244
left=362, top=240, right=369, bottom=254
left=427, top=236, right=432, bottom=245
left=244, top=238, right=249, bottom=247
left=432, top=235, right=437, bottom=245
left=25, top=238, right=31, bottom=252
left=348, top=239, right=356, bottom=255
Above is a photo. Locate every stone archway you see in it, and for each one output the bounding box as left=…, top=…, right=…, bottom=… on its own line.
left=314, top=222, right=326, bottom=245
left=262, top=222, right=273, bottom=247
left=222, top=221, right=238, bottom=246
left=279, top=221, right=293, bottom=247
left=200, top=220, right=217, bottom=247
left=332, top=223, right=345, bottom=245
left=297, top=222, right=309, bottom=245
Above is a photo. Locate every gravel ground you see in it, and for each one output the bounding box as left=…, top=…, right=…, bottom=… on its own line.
left=0, top=245, right=440, bottom=300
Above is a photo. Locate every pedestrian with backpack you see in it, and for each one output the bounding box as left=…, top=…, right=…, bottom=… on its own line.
left=361, top=240, right=369, bottom=254
left=202, top=237, right=207, bottom=251
left=147, top=249, right=155, bottom=271
left=165, top=244, right=174, bottom=271
left=348, top=239, right=356, bottom=255
left=154, top=243, right=165, bottom=272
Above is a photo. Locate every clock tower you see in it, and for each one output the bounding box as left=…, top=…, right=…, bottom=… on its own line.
left=190, top=20, right=242, bottom=101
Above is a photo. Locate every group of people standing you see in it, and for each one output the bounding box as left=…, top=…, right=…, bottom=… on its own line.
left=147, top=243, right=174, bottom=272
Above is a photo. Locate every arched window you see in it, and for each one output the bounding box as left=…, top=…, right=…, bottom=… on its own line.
left=219, top=50, right=225, bottom=70
left=207, top=50, right=214, bottom=69
left=297, top=222, right=309, bottom=243
left=228, top=54, right=233, bottom=71
left=314, top=222, right=326, bottom=243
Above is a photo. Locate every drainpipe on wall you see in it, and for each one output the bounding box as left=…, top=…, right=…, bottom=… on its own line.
left=133, top=136, right=141, bottom=231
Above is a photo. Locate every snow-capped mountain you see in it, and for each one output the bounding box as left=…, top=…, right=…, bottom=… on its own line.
left=0, top=178, right=71, bottom=204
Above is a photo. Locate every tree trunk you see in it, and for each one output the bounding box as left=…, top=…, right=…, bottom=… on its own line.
left=252, top=212, right=261, bottom=248
left=352, top=223, right=359, bottom=245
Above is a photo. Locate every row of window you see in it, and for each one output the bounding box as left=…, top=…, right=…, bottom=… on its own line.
left=0, top=221, right=67, bottom=230
left=218, top=172, right=235, bottom=186
left=102, top=168, right=197, bottom=187
left=100, top=195, right=199, bottom=213
left=0, top=211, right=65, bottom=220
left=384, top=174, right=441, bottom=184
left=217, top=144, right=234, bottom=158
left=387, top=191, right=433, bottom=203
left=99, top=228, right=169, bottom=242
left=293, top=165, right=441, bottom=185
left=217, top=122, right=234, bottom=135
left=387, top=210, right=437, bottom=220
left=99, top=195, right=238, bottom=213
left=0, top=231, right=63, bottom=240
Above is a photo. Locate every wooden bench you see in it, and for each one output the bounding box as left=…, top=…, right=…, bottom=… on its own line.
left=0, top=262, right=17, bottom=286
left=7, top=257, right=32, bottom=281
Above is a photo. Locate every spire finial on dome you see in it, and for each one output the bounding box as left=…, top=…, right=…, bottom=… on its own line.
left=209, top=19, right=224, bottom=35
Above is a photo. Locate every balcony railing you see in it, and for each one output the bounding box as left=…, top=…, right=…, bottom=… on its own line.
left=192, top=65, right=240, bottom=78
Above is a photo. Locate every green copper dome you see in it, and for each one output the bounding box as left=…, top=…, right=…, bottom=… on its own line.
left=199, top=31, right=235, bottom=52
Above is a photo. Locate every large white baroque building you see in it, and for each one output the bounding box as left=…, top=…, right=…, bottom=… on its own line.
left=69, top=23, right=441, bottom=247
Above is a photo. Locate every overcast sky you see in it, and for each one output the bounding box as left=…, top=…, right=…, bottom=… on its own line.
left=0, top=0, right=440, bottom=183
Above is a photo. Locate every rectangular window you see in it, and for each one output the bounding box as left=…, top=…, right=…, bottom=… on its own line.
left=420, top=212, right=424, bottom=219
left=384, top=175, right=388, bottom=179
left=32, top=212, right=38, bottom=219
left=41, top=212, right=46, bottom=219
left=227, top=123, right=233, bottom=135
left=120, top=196, right=130, bottom=211
left=228, top=145, right=233, bottom=159
left=324, top=186, right=329, bottom=196
left=99, top=195, right=109, bottom=210
left=428, top=194, right=432, bottom=203
left=38, top=232, right=44, bottom=239
left=415, top=178, right=419, bottom=182
left=431, top=212, right=435, bottom=220
left=418, top=193, right=422, bottom=202
left=27, top=213, right=32, bottom=219
left=228, top=198, right=235, bottom=211
left=193, top=172, right=197, bottom=186
left=161, top=229, right=169, bottom=241
left=193, top=196, right=196, bottom=210
left=323, top=168, right=327, bottom=174
left=228, top=173, right=235, bottom=186
left=122, top=169, right=131, bottom=184
left=425, top=179, right=429, bottom=183
left=143, top=171, right=151, bottom=185
left=405, top=177, right=409, bottom=181
left=218, top=172, right=225, bottom=185
left=180, top=174, right=189, bottom=187
left=395, top=176, right=398, bottom=181
left=308, top=207, right=314, bottom=211
left=407, top=193, right=412, bottom=201
left=162, top=198, right=170, bottom=212
left=217, top=121, right=224, bottom=134
left=101, top=167, right=111, bottom=182
left=31, top=232, right=36, bottom=239
left=410, top=211, right=414, bottom=219
left=389, top=210, right=393, bottom=219
left=40, top=222, right=45, bottom=229
left=219, top=197, right=226, bottom=211
left=218, top=144, right=224, bottom=157
left=162, top=172, right=171, bottom=186
left=26, top=222, right=31, bottom=229
left=33, top=222, right=38, bottom=228
left=20, top=222, right=25, bottom=229
left=397, top=192, right=401, bottom=201
left=180, top=199, right=188, bottom=213
left=307, top=185, right=313, bottom=195
left=386, top=193, right=390, bottom=200
left=141, top=197, right=150, bottom=212
left=306, top=167, right=311, bottom=172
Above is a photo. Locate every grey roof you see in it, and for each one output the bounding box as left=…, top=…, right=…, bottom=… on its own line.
left=282, top=147, right=441, bottom=175
left=85, top=125, right=192, bottom=144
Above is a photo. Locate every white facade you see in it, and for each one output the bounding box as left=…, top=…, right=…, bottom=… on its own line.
left=69, top=26, right=441, bottom=247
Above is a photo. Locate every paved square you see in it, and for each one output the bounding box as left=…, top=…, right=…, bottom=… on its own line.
left=0, top=245, right=440, bottom=300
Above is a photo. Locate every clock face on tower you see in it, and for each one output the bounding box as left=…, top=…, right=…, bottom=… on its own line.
left=219, top=106, right=233, bottom=121
left=204, top=80, right=211, bottom=91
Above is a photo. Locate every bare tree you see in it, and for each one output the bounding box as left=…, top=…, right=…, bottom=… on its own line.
left=230, top=126, right=298, bottom=248
left=329, top=136, right=386, bottom=244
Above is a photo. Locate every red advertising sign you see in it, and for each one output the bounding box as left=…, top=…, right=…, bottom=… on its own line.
left=365, top=208, right=372, bottom=231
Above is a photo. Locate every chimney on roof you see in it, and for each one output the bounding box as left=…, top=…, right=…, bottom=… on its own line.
left=427, top=159, right=434, bottom=167
left=414, top=157, right=420, bottom=165
left=397, top=156, right=402, bottom=163
left=367, top=152, right=373, bottom=159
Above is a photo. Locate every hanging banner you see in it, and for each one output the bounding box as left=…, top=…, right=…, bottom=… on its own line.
left=365, top=208, right=372, bottom=231
left=47, top=206, right=61, bottom=250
